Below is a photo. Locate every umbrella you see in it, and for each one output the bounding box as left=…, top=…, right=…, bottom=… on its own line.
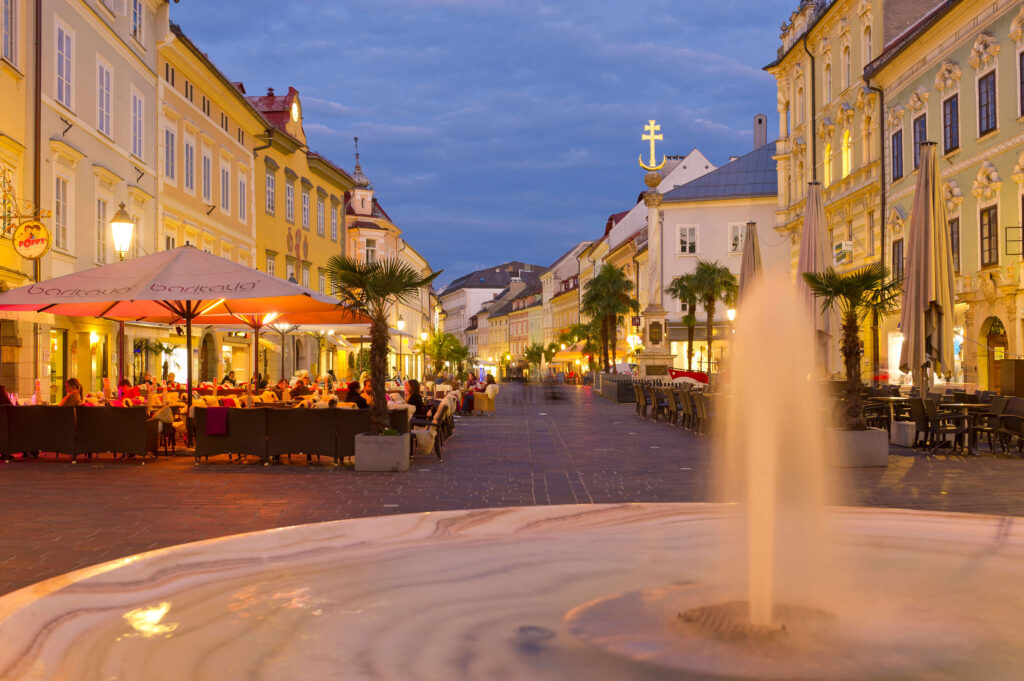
left=899, top=142, right=955, bottom=388
left=737, top=220, right=763, bottom=307
left=0, top=246, right=366, bottom=405
left=798, top=182, right=840, bottom=375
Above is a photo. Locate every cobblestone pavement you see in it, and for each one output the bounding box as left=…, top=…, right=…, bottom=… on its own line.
left=1, top=384, right=1023, bottom=596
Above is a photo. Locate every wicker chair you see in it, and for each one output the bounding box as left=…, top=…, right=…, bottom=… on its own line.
left=336, top=408, right=372, bottom=461
left=193, top=407, right=269, bottom=464
left=7, top=406, right=76, bottom=462
left=266, top=408, right=337, bottom=464
left=73, top=406, right=156, bottom=462
left=922, top=398, right=971, bottom=452
left=633, top=384, right=650, bottom=418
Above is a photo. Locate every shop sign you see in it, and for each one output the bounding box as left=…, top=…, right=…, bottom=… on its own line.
left=12, top=221, right=51, bottom=260
left=631, top=316, right=641, bottom=328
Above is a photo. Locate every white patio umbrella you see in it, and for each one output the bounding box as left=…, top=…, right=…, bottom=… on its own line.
left=737, top=220, right=763, bottom=307
left=0, top=246, right=366, bottom=405
left=899, top=142, right=955, bottom=389
left=798, top=182, right=839, bottom=375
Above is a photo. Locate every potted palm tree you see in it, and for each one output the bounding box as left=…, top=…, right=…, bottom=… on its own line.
left=327, top=256, right=440, bottom=472
left=690, top=259, right=738, bottom=374
left=665, top=273, right=698, bottom=371
left=803, top=263, right=901, bottom=466
left=582, top=264, right=639, bottom=373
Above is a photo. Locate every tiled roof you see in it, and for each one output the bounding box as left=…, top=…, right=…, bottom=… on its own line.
left=247, top=86, right=298, bottom=133
left=663, top=142, right=777, bottom=202
left=443, top=262, right=544, bottom=295
left=350, top=220, right=385, bottom=231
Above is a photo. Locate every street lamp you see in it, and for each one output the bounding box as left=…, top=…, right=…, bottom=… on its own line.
left=726, top=308, right=736, bottom=322
left=109, top=203, right=135, bottom=389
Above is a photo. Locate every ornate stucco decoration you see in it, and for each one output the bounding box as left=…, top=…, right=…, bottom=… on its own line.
left=839, top=18, right=850, bottom=39
left=971, top=161, right=1002, bottom=202
left=968, top=32, right=1000, bottom=70
left=854, top=86, right=876, bottom=110
left=817, top=117, right=836, bottom=140
left=839, top=102, right=856, bottom=124
left=1012, top=151, right=1024, bottom=186
left=819, top=36, right=831, bottom=56
left=886, top=206, right=906, bottom=236
left=934, top=61, right=962, bottom=93
left=943, top=180, right=963, bottom=216
left=857, top=0, right=871, bottom=21
left=907, top=87, right=930, bottom=113
left=886, top=104, right=906, bottom=131
left=1010, top=5, right=1024, bottom=47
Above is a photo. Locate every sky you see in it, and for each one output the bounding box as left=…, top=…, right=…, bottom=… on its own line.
left=171, top=0, right=796, bottom=285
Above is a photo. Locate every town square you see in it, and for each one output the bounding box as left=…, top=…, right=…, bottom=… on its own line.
left=3, top=0, right=1024, bottom=679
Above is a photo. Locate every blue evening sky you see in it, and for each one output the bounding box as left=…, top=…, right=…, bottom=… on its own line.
left=171, top=0, right=795, bottom=284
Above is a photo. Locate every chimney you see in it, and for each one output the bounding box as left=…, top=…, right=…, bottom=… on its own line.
left=753, top=113, right=768, bottom=149
left=267, top=86, right=275, bottom=96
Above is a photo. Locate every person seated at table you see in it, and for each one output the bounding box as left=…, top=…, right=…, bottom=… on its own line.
left=343, top=381, right=369, bottom=409
left=483, top=373, right=499, bottom=398
left=361, top=378, right=375, bottom=406
left=221, top=370, right=237, bottom=387
left=406, top=379, right=435, bottom=419
left=251, top=372, right=268, bottom=390
left=59, top=378, right=83, bottom=407
left=118, top=378, right=141, bottom=400
left=290, top=376, right=312, bottom=399
left=162, top=372, right=180, bottom=390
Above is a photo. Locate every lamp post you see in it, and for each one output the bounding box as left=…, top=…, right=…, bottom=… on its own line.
left=396, top=315, right=405, bottom=379
left=110, top=203, right=135, bottom=388
left=420, top=330, right=428, bottom=380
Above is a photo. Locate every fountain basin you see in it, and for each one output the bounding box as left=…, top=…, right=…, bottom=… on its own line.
left=0, top=503, right=1021, bottom=680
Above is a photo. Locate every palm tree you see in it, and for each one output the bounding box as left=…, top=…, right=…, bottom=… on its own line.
left=582, top=264, right=640, bottom=372
left=665, top=273, right=698, bottom=371
left=327, top=256, right=441, bottom=435
left=690, top=259, right=738, bottom=371
left=543, top=342, right=559, bottom=365
left=803, top=262, right=901, bottom=430
left=524, top=342, right=545, bottom=376
left=147, top=341, right=177, bottom=381
left=558, top=322, right=600, bottom=371
left=424, top=331, right=459, bottom=375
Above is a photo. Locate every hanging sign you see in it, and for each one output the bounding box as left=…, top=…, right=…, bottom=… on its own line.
left=12, top=221, right=51, bottom=260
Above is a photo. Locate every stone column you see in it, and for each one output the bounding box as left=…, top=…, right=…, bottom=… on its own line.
left=637, top=171, right=675, bottom=379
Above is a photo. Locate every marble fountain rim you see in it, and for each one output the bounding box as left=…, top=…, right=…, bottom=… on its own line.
left=0, top=502, right=1020, bottom=623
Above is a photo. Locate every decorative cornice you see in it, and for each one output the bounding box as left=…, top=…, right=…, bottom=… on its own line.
left=886, top=205, right=906, bottom=236
left=886, top=105, right=906, bottom=131
left=1012, top=151, right=1024, bottom=186
left=943, top=180, right=963, bottom=216
left=968, top=32, right=1000, bottom=70
left=854, top=86, right=876, bottom=111
left=839, top=18, right=851, bottom=39
left=1010, top=5, right=1024, bottom=47
left=971, top=161, right=1002, bottom=202
left=857, top=0, right=871, bottom=19
left=907, top=87, right=930, bottom=113
left=817, top=116, right=836, bottom=140
left=934, top=61, right=962, bottom=94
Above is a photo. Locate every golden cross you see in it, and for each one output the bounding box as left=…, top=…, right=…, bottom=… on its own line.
left=639, top=119, right=666, bottom=171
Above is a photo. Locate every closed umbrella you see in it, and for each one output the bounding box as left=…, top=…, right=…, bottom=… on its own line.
left=899, top=141, right=955, bottom=388
left=737, top=220, right=763, bottom=307
left=798, top=182, right=839, bottom=375
left=0, top=245, right=367, bottom=406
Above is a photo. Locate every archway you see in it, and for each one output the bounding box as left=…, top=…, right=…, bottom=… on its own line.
left=294, top=337, right=308, bottom=376
left=980, top=316, right=1007, bottom=392
left=199, top=333, right=217, bottom=383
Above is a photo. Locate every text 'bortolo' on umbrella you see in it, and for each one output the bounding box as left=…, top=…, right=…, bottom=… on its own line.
left=738, top=221, right=763, bottom=307
left=798, top=182, right=840, bottom=375
left=899, top=141, right=955, bottom=386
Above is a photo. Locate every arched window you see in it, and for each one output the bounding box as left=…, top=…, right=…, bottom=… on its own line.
left=863, top=26, right=872, bottom=63
left=842, top=47, right=851, bottom=88
left=796, top=85, right=805, bottom=123
left=824, top=63, right=832, bottom=101
left=841, top=129, right=851, bottom=178
left=824, top=143, right=833, bottom=185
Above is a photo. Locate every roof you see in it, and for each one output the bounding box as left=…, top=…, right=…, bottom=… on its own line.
left=349, top=220, right=385, bottom=231
left=442, top=262, right=545, bottom=295
left=543, top=240, right=592, bottom=274
left=247, top=86, right=298, bottom=134
left=863, top=1, right=960, bottom=79
left=344, top=193, right=394, bottom=223
left=663, top=142, right=777, bottom=203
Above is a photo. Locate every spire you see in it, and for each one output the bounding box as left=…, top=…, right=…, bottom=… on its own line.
left=352, top=136, right=370, bottom=189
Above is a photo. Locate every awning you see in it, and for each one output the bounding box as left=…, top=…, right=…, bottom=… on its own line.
left=258, top=336, right=281, bottom=353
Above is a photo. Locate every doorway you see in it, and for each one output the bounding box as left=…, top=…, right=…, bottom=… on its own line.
left=984, top=317, right=1007, bottom=392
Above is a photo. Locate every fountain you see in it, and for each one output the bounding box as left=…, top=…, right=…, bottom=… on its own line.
left=1, top=277, right=1023, bottom=680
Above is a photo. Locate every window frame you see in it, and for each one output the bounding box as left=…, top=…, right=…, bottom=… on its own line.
left=285, top=183, right=295, bottom=222
left=265, top=171, right=275, bottom=215
left=301, top=190, right=310, bottom=230
left=316, top=197, right=325, bottom=236
left=96, top=59, right=112, bottom=137
left=163, top=126, right=176, bottom=182
left=891, top=238, right=904, bottom=281
left=201, top=150, right=212, bottom=202
left=330, top=205, right=337, bottom=240
left=130, top=88, right=144, bottom=160
left=95, top=197, right=107, bottom=264
left=266, top=255, right=275, bottom=277
left=365, top=237, right=377, bottom=263
left=891, top=128, right=903, bottom=182
left=2, top=0, right=16, bottom=65
left=980, top=203, right=999, bottom=268
left=949, top=216, right=960, bottom=274
left=978, top=70, right=997, bottom=137
left=238, top=176, right=247, bottom=222
left=130, top=0, right=143, bottom=43
left=183, top=134, right=195, bottom=193
left=220, top=165, right=230, bottom=214
left=728, top=222, right=745, bottom=254
left=677, top=224, right=698, bottom=255
left=912, top=113, right=926, bottom=169
left=55, top=19, right=73, bottom=110
left=53, top=173, right=70, bottom=251
left=942, top=94, right=959, bottom=154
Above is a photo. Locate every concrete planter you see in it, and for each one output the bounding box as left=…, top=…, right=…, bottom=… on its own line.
left=354, top=432, right=411, bottom=472
left=829, top=427, right=889, bottom=467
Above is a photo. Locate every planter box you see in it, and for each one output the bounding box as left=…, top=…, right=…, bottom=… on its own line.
left=829, top=427, right=889, bottom=467
left=890, top=420, right=916, bottom=448
left=354, top=432, right=410, bottom=472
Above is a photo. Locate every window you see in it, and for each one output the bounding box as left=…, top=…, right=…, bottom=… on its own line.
left=165, top=234, right=176, bottom=251
left=912, top=114, right=926, bottom=169
left=220, top=167, right=230, bottom=212
left=97, top=62, right=111, bottom=136
left=286, top=261, right=295, bottom=281
left=863, top=26, right=872, bottom=63
left=237, top=128, right=244, bottom=145
left=131, top=92, right=143, bottom=159
left=201, top=152, right=211, bottom=201
left=949, top=217, right=960, bottom=273
left=184, top=80, right=193, bottom=102
left=318, top=272, right=325, bottom=294
left=842, top=46, right=851, bottom=89
left=164, top=63, right=174, bottom=85
left=54, top=176, right=68, bottom=250
left=238, top=177, right=246, bottom=222
left=301, top=191, right=310, bottom=230
left=184, top=138, right=194, bottom=191
left=678, top=225, right=697, bottom=254
left=330, top=205, right=337, bottom=240
left=220, top=112, right=228, bottom=131
left=891, top=238, right=904, bottom=281
left=978, top=71, right=997, bottom=136
left=285, top=184, right=294, bottom=222
left=266, top=255, right=275, bottom=277
left=980, top=205, right=998, bottom=267
left=823, top=142, right=832, bottom=185
left=95, top=198, right=107, bottom=263
left=841, top=129, right=851, bottom=178
left=867, top=211, right=875, bottom=254
left=796, top=85, right=804, bottom=123
left=1020, top=51, right=1024, bottom=117
left=130, top=0, right=143, bottom=41
left=302, top=267, right=309, bottom=288
left=163, top=128, right=175, bottom=180
left=265, top=171, right=275, bottom=214
left=729, top=223, right=743, bottom=253
left=317, top=198, right=325, bottom=236
left=201, top=95, right=210, bottom=116
left=824, top=63, right=832, bottom=101
left=56, top=23, right=72, bottom=108
left=891, top=129, right=903, bottom=181
left=2, top=0, right=15, bottom=64
left=365, top=238, right=377, bottom=262
left=943, top=95, right=959, bottom=154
